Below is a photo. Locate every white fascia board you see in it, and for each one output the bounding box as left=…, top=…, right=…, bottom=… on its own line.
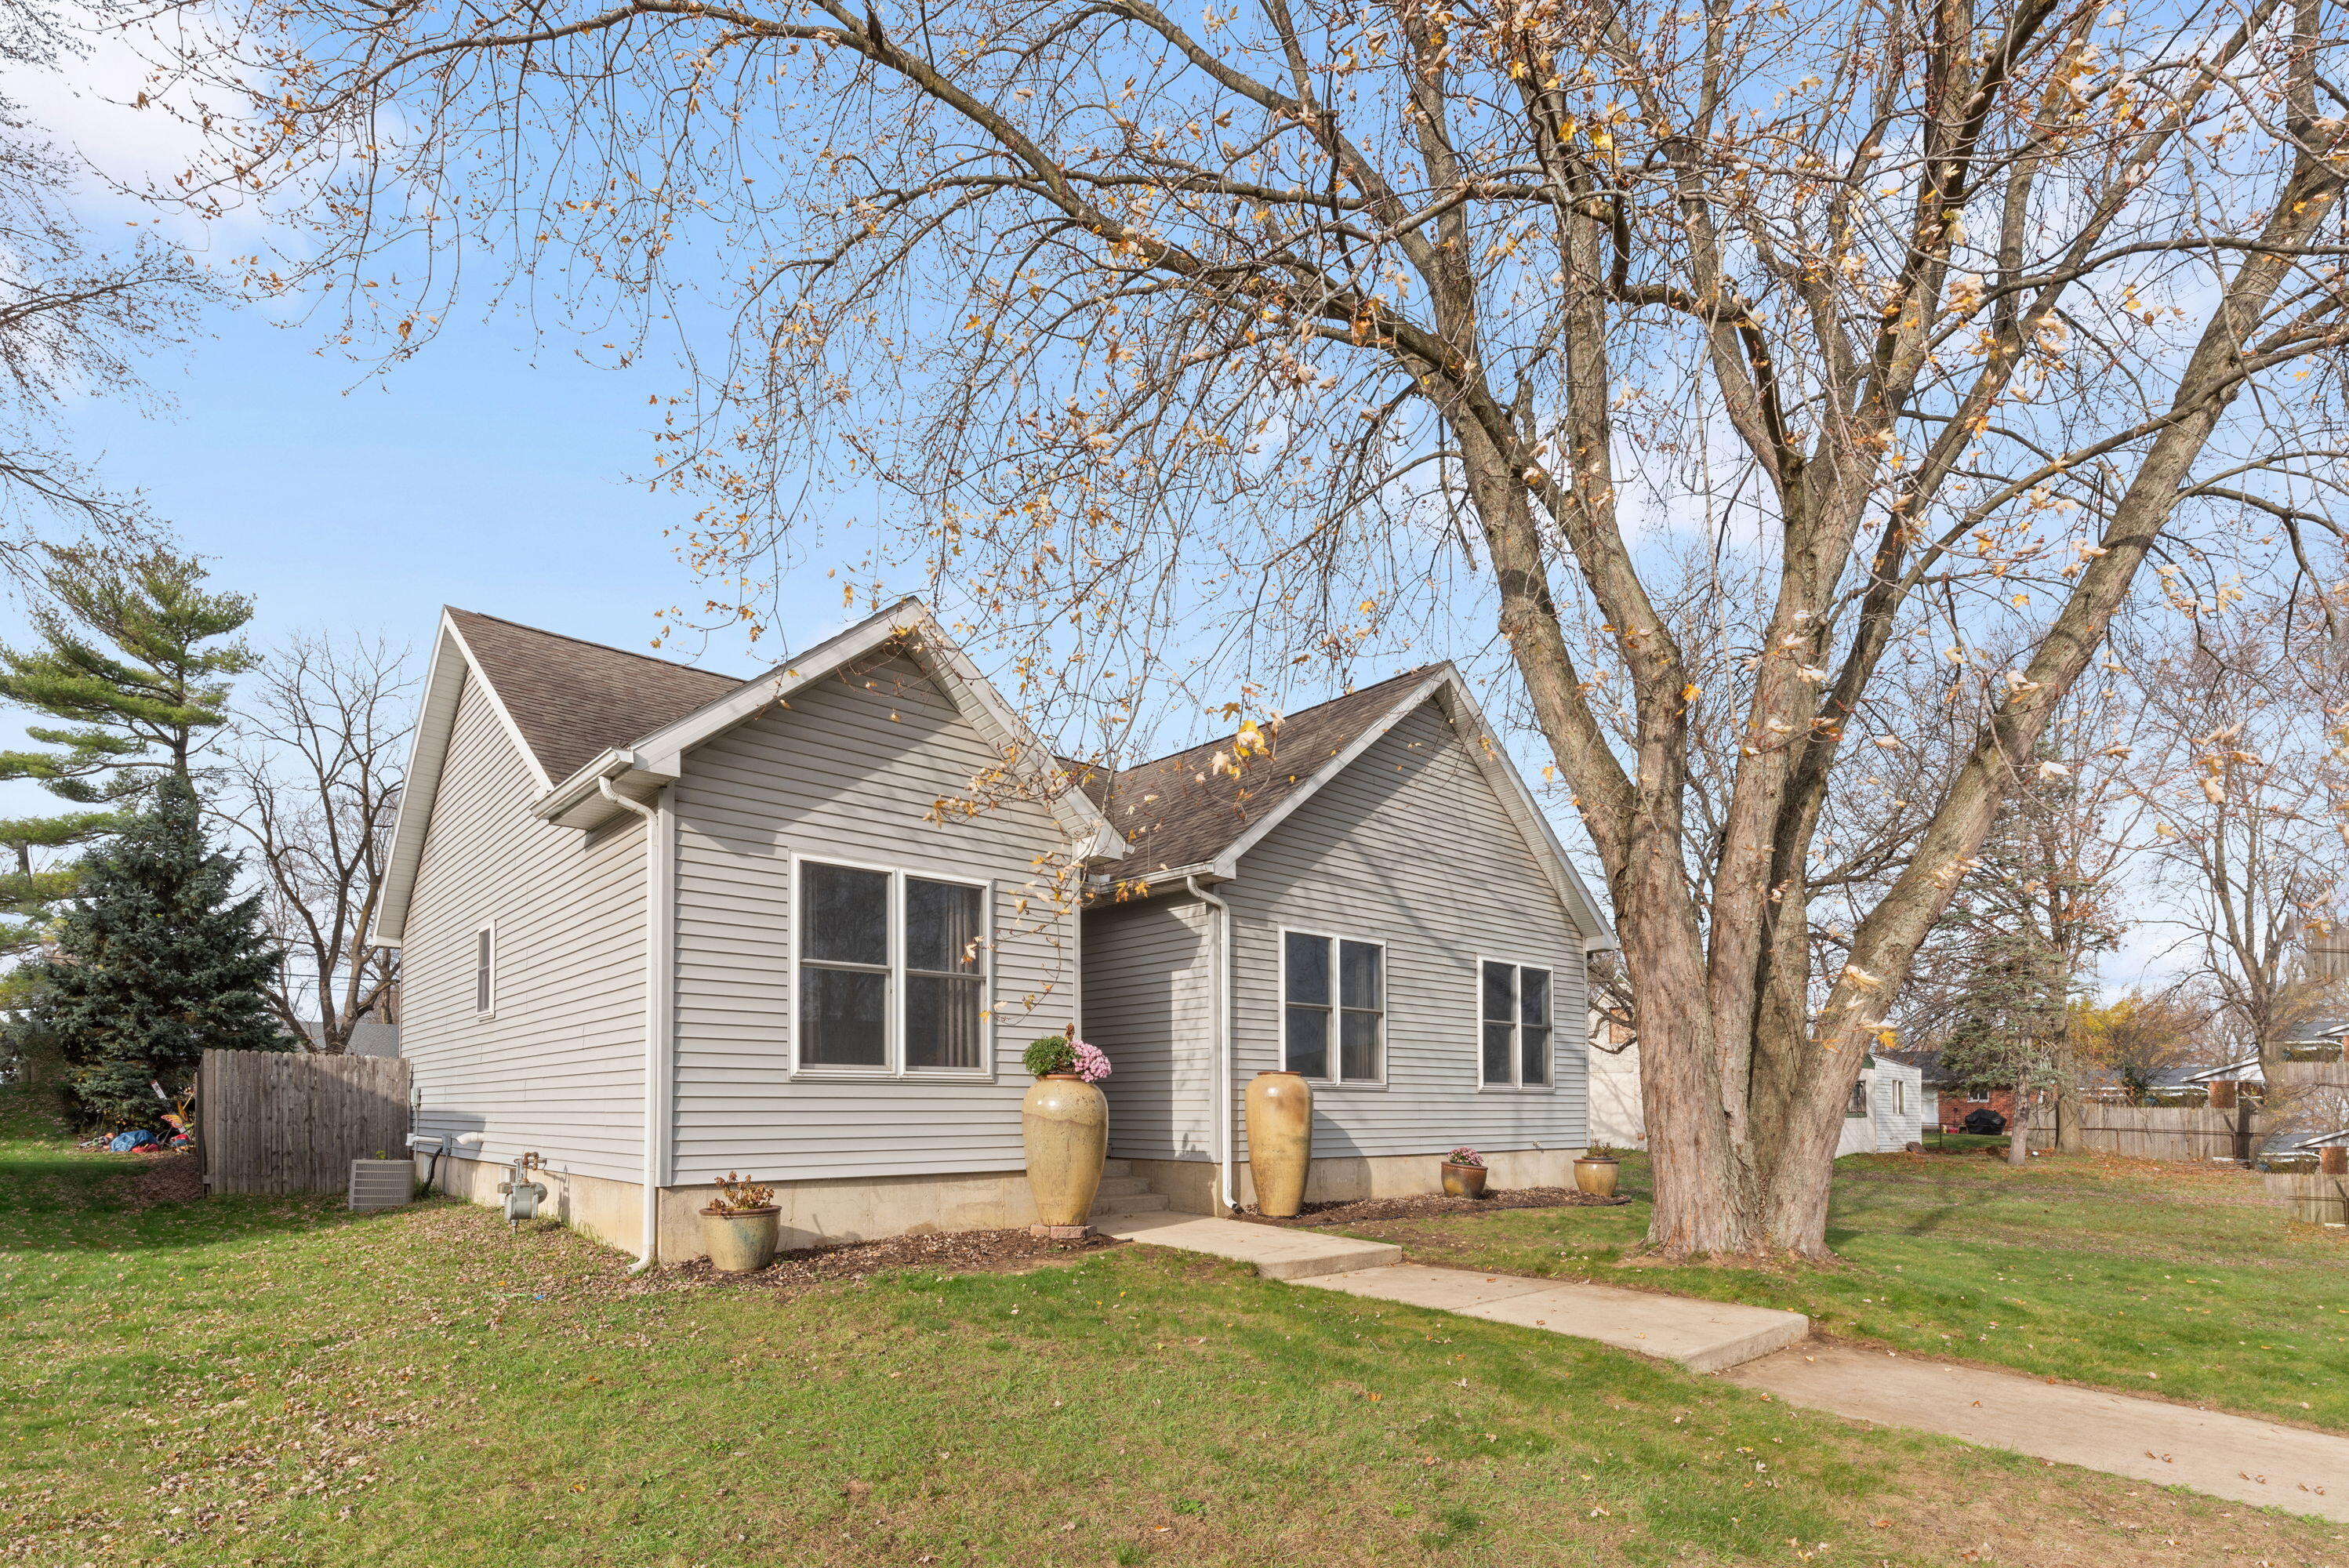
left=1426, top=671, right=1617, bottom=950
left=371, top=611, right=553, bottom=946
left=532, top=749, right=678, bottom=828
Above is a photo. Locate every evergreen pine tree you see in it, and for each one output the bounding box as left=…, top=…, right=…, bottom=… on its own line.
left=33, top=776, right=289, bottom=1129
left=0, top=546, right=256, bottom=955
left=0, top=543, right=257, bottom=794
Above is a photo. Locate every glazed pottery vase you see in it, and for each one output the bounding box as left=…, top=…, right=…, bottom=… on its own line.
left=1022, top=1073, right=1109, bottom=1226
left=1245, top=1070, right=1313, bottom=1217
left=701, top=1206, right=781, bottom=1272
left=1440, top=1162, right=1488, bottom=1199
left=1573, top=1156, right=1620, bottom=1198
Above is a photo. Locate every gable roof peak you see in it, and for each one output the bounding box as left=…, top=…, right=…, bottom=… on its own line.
left=441, top=607, right=744, bottom=786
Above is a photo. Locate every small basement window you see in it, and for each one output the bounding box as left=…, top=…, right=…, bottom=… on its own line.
left=1480, top=960, right=1552, bottom=1088
left=1283, top=930, right=1384, bottom=1083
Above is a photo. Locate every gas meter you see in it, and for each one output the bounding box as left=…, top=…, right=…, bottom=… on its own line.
left=496, top=1152, right=547, bottom=1231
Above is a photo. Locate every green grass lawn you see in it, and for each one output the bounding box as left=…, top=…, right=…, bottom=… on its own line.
left=4, top=1094, right=2346, bottom=1566
left=1329, top=1146, right=2349, bottom=1435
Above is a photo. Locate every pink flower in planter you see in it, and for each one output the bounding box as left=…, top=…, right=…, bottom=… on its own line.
left=1071, top=1039, right=1113, bottom=1083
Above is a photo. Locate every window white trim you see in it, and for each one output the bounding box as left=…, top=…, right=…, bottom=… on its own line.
left=473, top=921, right=496, bottom=1019
left=1276, top=926, right=1387, bottom=1087
left=1476, top=954, right=1556, bottom=1091
left=787, top=851, right=995, bottom=1081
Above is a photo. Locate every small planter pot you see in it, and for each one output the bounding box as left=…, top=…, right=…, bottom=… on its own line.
left=1574, top=1156, right=1620, bottom=1198
left=701, top=1205, right=781, bottom=1272
left=1440, top=1162, right=1487, bottom=1199
left=1245, top=1070, right=1313, bottom=1218
left=1022, top=1072, right=1109, bottom=1229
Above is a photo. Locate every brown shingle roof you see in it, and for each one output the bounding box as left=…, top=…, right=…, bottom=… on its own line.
left=447, top=608, right=746, bottom=783
left=1095, top=666, right=1440, bottom=876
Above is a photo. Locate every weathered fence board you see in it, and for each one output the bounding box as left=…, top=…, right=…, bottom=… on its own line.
left=2028, top=1105, right=2258, bottom=1161
left=200, top=1049, right=411, bottom=1196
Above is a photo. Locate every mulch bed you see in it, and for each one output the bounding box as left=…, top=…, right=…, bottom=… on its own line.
left=657, top=1225, right=1125, bottom=1291
left=123, top=1151, right=206, bottom=1208
left=1233, top=1186, right=1629, bottom=1228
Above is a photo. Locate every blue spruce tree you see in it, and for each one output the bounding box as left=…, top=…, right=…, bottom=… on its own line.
left=33, top=775, right=289, bottom=1129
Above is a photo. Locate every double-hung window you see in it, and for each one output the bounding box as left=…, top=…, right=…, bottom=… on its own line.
left=1479, top=960, right=1552, bottom=1088
left=797, top=858, right=988, bottom=1074
left=1283, top=930, right=1384, bottom=1083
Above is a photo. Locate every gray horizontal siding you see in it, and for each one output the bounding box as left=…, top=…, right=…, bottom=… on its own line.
left=669, top=654, right=1085, bottom=1183
left=1224, top=699, right=1588, bottom=1159
left=1083, top=895, right=1216, bottom=1161
left=402, top=670, right=648, bottom=1183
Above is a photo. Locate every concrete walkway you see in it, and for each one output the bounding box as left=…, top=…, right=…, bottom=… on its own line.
left=1730, top=1341, right=2349, bottom=1523
left=1099, top=1213, right=1806, bottom=1374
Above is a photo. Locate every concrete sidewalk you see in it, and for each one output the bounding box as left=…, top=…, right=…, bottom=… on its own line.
left=1730, top=1341, right=2349, bottom=1523
left=1104, top=1209, right=2349, bottom=1521
left=1298, top=1264, right=1810, bottom=1374
left=1098, top=1211, right=1403, bottom=1279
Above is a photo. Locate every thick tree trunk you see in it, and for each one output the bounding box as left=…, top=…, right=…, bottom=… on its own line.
left=2054, top=1072, right=2084, bottom=1154
left=1621, top=853, right=1763, bottom=1259
left=2007, top=1085, right=2032, bottom=1167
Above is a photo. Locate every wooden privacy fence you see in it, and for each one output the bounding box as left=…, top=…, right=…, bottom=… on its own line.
left=200, top=1049, right=411, bottom=1196
left=2028, top=1105, right=2260, bottom=1162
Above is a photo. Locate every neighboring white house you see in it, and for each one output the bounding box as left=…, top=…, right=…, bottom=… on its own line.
left=1587, top=1031, right=1922, bottom=1157
left=374, top=601, right=1615, bottom=1261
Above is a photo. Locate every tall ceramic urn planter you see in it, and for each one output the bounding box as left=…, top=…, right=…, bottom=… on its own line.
left=1245, top=1069, right=1313, bottom=1217
left=1022, top=1072, right=1108, bottom=1235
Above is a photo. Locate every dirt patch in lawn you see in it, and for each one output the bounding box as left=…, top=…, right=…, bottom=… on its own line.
left=122, top=1151, right=205, bottom=1208
left=1234, top=1187, right=1629, bottom=1228
left=655, top=1225, right=1126, bottom=1292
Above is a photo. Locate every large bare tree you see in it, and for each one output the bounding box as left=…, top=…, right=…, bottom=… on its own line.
left=164, top=0, right=2349, bottom=1257
left=220, top=634, right=411, bottom=1054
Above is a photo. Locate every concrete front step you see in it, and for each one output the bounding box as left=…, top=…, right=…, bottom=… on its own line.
left=1298, top=1264, right=1809, bottom=1374
left=1090, top=1192, right=1171, bottom=1217
left=1095, top=1176, right=1152, bottom=1197
left=1098, top=1211, right=1403, bottom=1279
left=1102, top=1158, right=1132, bottom=1178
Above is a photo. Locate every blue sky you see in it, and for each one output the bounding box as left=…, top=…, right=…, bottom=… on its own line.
left=56, top=307, right=821, bottom=677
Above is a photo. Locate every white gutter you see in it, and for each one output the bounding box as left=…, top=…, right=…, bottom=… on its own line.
left=1186, top=874, right=1238, bottom=1214
left=600, top=777, right=674, bottom=1273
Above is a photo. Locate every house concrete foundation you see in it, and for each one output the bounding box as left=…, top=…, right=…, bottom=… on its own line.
left=438, top=1157, right=1055, bottom=1262
left=437, top=1156, right=645, bottom=1253
left=1124, top=1146, right=1583, bottom=1216
left=437, top=1144, right=1587, bottom=1261
left=653, top=1168, right=1047, bottom=1261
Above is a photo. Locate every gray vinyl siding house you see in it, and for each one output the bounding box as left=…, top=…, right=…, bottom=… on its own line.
left=377, top=601, right=1613, bottom=1258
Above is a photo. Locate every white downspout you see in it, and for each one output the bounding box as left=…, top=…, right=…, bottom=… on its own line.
left=1186, top=874, right=1236, bottom=1214
left=601, top=778, right=672, bottom=1273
